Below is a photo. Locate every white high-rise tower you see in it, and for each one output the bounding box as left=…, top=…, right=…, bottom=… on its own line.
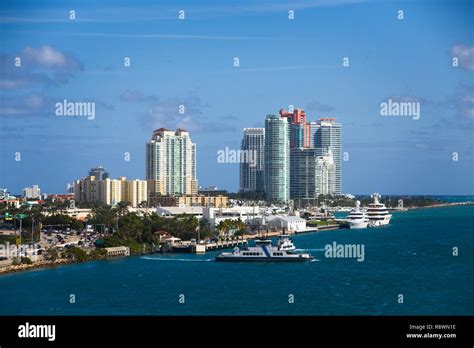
left=146, top=128, right=198, bottom=196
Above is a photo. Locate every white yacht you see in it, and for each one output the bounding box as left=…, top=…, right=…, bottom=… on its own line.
left=215, top=239, right=313, bottom=262
left=367, top=193, right=392, bottom=227
left=346, top=201, right=369, bottom=229
left=277, top=234, right=296, bottom=251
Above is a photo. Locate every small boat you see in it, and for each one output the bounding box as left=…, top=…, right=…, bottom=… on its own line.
left=346, top=200, right=369, bottom=229
left=215, top=239, right=313, bottom=262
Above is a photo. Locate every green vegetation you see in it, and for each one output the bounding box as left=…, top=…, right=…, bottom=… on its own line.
left=216, top=219, right=246, bottom=237
left=44, top=247, right=59, bottom=262
left=103, top=235, right=143, bottom=254
left=60, top=246, right=107, bottom=262
left=89, top=248, right=107, bottom=259
left=0, top=235, right=17, bottom=244
left=63, top=247, right=89, bottom=262
left=94, top=205, right=219, bottom=253
left=1, top=200, right=221, bottom=257
left=11, top=256, right=33, bottom=265
left=20, top=257, right=33, bottom=265
left=302, top=195, right=447, bottom=208
left=307, top=219, right=338, bottom=227
left=228, top=191, right=265, bottom=202
left=11, top=257, right=21, bottom=265
left=346, top=195, right=445, bottom=208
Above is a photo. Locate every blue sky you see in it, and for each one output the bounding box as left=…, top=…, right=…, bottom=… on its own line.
left=1, top=0, right=473, bottom=195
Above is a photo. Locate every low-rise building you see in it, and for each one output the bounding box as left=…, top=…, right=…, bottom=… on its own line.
left=0, top=188, right=12, bottom=200
left=43, top=208, right=92, bottom=221
left=105, top=246, right=130, bottom=257
left=48, top=194, right=75, bottom=204
left=155, top=206, right=204, bottom=219
left=266, top=216, right=307, bottom=232
left=203, top=206, right=264, bottom=229
left=154, top=195, right=228, bottom=208
left=0, top=199, right=22, bottom=208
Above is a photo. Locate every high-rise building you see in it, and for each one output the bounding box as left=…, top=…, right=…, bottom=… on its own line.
left=239, top=128, right=265, bottom=193
left=307, top=121, right=319, bottom=148
left=22, top=185, right=41, bottom=199
left=289, top=123, right=304, bottom=149
left=122, top=178, right=148, bottom=208
left=315, top=151, right=336, bottom=196
left=98, top=178, right=122, bottom=206
left=314, top=118, right=341, bottom=194
left=264, top=115, right=289, bottom=203
left=290, top=148, right=318, bottom=205
left=279, top=108, right=312, bottom=148
left=146, top=128, right=198, bottom=196
left=74, top=176, right=99, bottom=203
left=290, top=148, right=336, bottom=206
left=89, top=165, right=109, bottom=180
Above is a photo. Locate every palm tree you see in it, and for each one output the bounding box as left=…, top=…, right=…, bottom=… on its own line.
left=30, top=205, right=44, bottom=242
left=216, top=220, right=227, bottom=238
left=234, top=219, right=246, bottom=231
left=91, top=205, right=116, bottom=234
left=217, top=219, right=236, bottom=238
left=115, top=201, right=130, bottom=218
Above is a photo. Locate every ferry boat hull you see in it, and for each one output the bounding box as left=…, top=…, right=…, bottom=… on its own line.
left=215, top=254, right=313, bottom=262
left=215, top=239, right=313, bottom=262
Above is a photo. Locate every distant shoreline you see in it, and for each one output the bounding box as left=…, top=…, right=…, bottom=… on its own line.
left=405, top=201, right=474, bottom=210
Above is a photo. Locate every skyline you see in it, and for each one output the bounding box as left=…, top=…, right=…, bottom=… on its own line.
left=1, top=0, right=473, bottom=195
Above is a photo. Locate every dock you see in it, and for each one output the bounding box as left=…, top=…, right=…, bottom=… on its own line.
left=202, top=239, right=248, bottom=252
left=166, top=223, right=345, bottom=254
left=169, top=239, right=248, bottom=254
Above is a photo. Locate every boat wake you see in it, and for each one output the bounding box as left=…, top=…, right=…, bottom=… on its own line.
left=141, top=257, right=213, bottom=262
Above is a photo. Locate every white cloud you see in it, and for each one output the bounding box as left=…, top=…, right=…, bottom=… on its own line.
left=451, top=45, right=474, bottom=71
left=0, top=46, right=82, bottom=90
left=23, top=46, right=67, bottom=67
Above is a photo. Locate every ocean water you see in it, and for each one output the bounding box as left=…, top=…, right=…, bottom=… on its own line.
left=0, top=206, right=473, bottom=315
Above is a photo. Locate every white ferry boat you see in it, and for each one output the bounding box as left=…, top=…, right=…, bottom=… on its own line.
left=367, top=193, right=392, bottom=227
left=277, top=234, right=296, bottom=251
left=346, top=201, right=369, bottom=229
left=215, top=239, right=313, bottom=262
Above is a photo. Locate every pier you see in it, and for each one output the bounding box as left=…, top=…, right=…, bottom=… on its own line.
left=204, top=239, right=248, bottom=252
left=164, top=223, right=345, bottom=254
left=166, top=239, right=248, bottom=254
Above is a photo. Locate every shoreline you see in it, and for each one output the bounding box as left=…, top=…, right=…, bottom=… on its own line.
left=405, top=201, right=474, bottom=210
left=1, top=202, right=472, bottom=276
left=0, top=258, right=78, bottom=275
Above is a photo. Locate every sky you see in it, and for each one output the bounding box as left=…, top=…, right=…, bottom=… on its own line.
left=0, top=0, right=473, bottom=196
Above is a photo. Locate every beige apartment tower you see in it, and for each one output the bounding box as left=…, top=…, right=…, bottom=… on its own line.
left=74, top=176, right=147, bottom=207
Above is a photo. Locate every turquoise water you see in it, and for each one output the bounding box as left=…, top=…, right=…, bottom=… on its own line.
left=1, top=206, right=473, bottom=315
